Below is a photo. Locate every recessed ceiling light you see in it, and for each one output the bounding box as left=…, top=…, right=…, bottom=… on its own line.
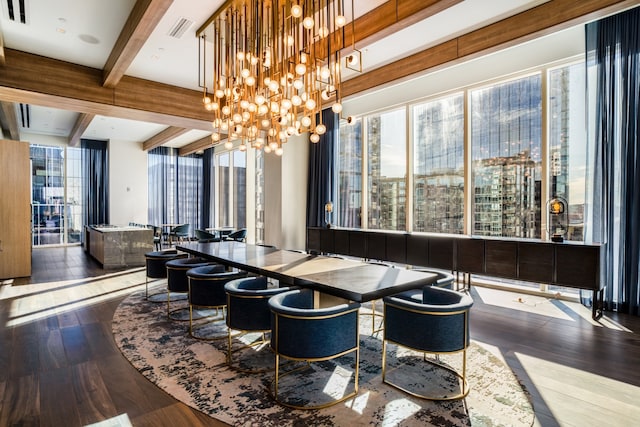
left=78, top=34, right=100, bottom=44
left=56, top=27, right=66, bottom=34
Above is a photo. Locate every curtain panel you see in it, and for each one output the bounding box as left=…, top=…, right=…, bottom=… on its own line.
left=586, top=6, right=640, bottom=315
left=201, top=148, right=214, bottom=229
left=81, top=139, right=109, bottom=227
left=148, top=147, right=173, bottom=227
left=307, top=109, right=337, bottom=228
left=148, top=147, right=204, bottom=237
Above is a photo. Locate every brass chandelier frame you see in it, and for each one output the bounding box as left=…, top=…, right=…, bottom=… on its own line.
left=197, top=0, right=358, bottom=155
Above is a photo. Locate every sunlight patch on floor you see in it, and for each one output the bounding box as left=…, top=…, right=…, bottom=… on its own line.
left=323, top=365, right=353, bottom=400
left=517, top=351, right=640, bottom=426
left=1, top=269, right=146, bottom=327
left=475, top=286, right=577, bottom=321
left=381, top=398, right=421, bottom=426
left=474, top=286, right=632, bottom=332
left=85, top=413, right=133, bottom=427
left=345, top=390, right=370, bottom=415
left=553, top=298, right=633, bottom=332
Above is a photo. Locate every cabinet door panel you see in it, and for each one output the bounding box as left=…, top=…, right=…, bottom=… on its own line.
left=485, top=240, right=517, bottom=278
left=406, top=234, right=429, bottom=267
left=0, top=140, right=31, bottom=279
left=455, top=238, right=484, bottom=273
left=555, top=245, right=600, bottom=290
left=518, top=241, right=554, bottom=283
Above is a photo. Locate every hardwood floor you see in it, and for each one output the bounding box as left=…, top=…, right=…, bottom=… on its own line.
left=1, top=246, right=226, bottom=427
left=1, top=246, right=639, bottom=426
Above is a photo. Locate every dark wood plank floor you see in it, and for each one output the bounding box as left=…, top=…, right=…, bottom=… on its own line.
left=1, top=247, right=227, bottom=427
left=2, top=246, right=640, bottom=426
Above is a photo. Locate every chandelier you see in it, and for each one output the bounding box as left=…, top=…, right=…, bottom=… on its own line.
left=197, top=0, right=360, bottom=155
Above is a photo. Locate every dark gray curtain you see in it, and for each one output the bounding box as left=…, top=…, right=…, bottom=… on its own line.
left=177, top=153, right=203, bottom=230
left=81, top=139, right=109, bottom=227
left=201, top=148, right=214, bottom=229
left=586, top=6, right=640, bottom=315
left=148, top=147, right=173, bottom=226
left=307, top=109, right=337, bottom=228
left=147, top=147, right=204, bottom=235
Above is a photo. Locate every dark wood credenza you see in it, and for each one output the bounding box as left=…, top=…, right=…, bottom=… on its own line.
left=307, top=227, right=603, bottom=319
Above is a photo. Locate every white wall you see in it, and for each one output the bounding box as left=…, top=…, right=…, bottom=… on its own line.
left=263, top=149, right=282, bottom=247
left=108, top=139, right=148, bottom=226
left=20, top=132, right=67, bottom=147
left=281, top=134, right=309, bottom=251
left=260, top=134, right=309, bottom=250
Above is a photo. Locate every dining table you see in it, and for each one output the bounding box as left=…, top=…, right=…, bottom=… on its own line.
left=176, top=241, right=437, bottom=302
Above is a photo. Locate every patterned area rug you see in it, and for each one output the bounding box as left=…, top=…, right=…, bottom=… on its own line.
left=113, top=287, right=534, bottom=426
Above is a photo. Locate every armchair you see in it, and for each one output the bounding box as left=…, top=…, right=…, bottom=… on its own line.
left=268, top=288, right=360, bottom=409
left=382, top=286, right=473, bottom=400
left=195, top=229, right=221, bottom=243
left=224, top=276, right=293, bottom=372
left=224, top=228, right=247, bottom=242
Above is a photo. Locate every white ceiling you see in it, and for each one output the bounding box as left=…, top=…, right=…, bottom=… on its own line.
left=0, top=0, right=587, bottom=148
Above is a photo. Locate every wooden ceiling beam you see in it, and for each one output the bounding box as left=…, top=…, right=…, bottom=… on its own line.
left=0, top=101, right=20, bottom=140
left=142, top=126, right=189, bottom=151
left=179, top=135, right=216, bottom=156
left=68, top=113, right=95, bottom=147
left=0, top=49, right=212, bottom=131
left=103, top=0, right=174, bottom=88
left=0, top=30, right=5, bottom=66
left=343, top=0, right=637, bottom=98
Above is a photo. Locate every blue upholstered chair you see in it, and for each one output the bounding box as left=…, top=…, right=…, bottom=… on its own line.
left=144, top=250, right=187, bottom=300
left=186, top=267, right=248, bottom=340
left=165, top=257, right=218, bottom=320
left=224, top=276, right=293, bottom=372
left=268, top=288, right=361, bottom=409
left=195, top=229, right=220, bottom=243
left=169, top=223, right=190, bottom=245
left=146, top=225, right=163, bottom=250
left=412, top=267, right=456, bottom=290
left=382, top=286, right=474, bottom=400
left=224, top=228, right=247, bottom=242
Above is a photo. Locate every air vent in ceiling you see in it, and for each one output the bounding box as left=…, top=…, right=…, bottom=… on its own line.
left=19, top=103, right=30, bottom=128
left=2, top=0, right=29, bottom=24
left=167, top=17, right=193, bottom=39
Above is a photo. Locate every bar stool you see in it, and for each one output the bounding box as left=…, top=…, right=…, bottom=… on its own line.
left=144, top=250, right=187, bottom=301
left=166, top=257, right=219, bottom=320
left=187, top=267, right=247, bottom=340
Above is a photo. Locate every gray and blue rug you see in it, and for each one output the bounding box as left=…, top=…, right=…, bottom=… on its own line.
left=112, top=288, right=534, bottom=426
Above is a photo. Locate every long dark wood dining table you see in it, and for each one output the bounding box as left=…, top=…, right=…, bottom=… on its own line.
left=176, top=241, right=437, bottom=302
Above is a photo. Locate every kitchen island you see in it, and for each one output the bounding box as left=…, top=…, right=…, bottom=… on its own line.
left=85, top=225, right=153, bottom=269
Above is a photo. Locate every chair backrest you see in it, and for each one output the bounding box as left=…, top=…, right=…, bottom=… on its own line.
left=225, top=276, right=292, bottom=331
left=383, top=287, right=473, bottom=353
left=269, top=288, right=360, bottom=359
left=172, top=223, right=189, bottom=234
left=187, top=269, right=247, bottom=307
left=227, top=228, right=247, bottom=241
left=195, top=229, right=219, bottom=242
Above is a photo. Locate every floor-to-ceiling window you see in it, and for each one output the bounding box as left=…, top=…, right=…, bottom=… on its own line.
left=255, top=149, right=265, bottom=243
left=335, top=117, right=362, bottom=228
left=412, top=93, right=465, bottom=234
left=548, top=62, right=587, bottom=242
left=30, top=144, right=82, bottom=246
left=367, top=108, right=406, bottom=231
left=215, top=148, right=246, bottom=229
left=336, top=60, right=587, bottom=296
left=470, top=74, right=543, bottom=239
